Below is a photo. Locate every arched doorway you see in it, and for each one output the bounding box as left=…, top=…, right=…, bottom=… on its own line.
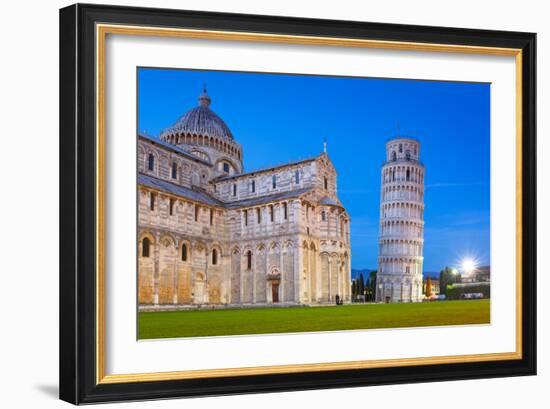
left=193, top=272, right=206, bottom=304
left=267, top=268, right=281, bottom=303
left=271, top=282, right=280, bottom=303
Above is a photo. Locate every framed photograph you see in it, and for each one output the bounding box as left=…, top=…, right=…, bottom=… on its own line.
left=59, top=3, right=536, bottom=404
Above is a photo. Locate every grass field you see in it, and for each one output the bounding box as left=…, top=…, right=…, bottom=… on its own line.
left=138, top=299, right=490, bottom=339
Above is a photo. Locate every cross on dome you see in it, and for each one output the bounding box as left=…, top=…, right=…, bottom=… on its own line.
left=198, top=85, right=211, bottom=107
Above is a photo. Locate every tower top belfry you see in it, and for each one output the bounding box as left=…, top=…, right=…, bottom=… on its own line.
left=385, top=137, right=420, bottom=162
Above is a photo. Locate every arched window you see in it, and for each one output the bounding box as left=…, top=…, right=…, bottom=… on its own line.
left=391, top=151, right=396, bottom=161
left=142, top=237, right=150, bottom=258
left=212, top=249, right=218, bottom=265
left=283, top=202, right=288, bottom=220
left=181, top=244, right=188, bottom=261
left=406, top=169, right=410, bottom=181
left=148, top=154, right=155, bottom=171
left=223, top=162, right=230, bottom=173
left=321, top=211, right=326, bottom=221
left=399, top=144, right=403, bottom=153
left=272, top=175, right=277, bottom=189
left=405, top=150, right=411, bottom=160
left=246, top=250, right=252, bottom=270
left=295, top=170, right=300, bottom=184
left=171, top=162, right=177, bottom=179
left=324, top=177, right=328, bottom=190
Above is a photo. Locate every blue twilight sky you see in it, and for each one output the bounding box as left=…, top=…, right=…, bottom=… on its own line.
left=137, top=67, right=491, bottom=273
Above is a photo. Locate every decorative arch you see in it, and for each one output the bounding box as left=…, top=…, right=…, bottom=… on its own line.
left=180, top=240, right=190, bottom=262
left=146, top=150, right=159, bottom=173
left=138, top=231, right=156, bottom=304
left=189, top=149, right=211, bottom=163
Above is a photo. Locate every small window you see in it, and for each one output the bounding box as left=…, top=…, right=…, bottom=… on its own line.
left=149, top=193, right=155, bottom=211
left=324, top=177, right=328, bottom=190
left=148, top=154, right=154, bottom=171
left=171, top=162, right=177, bottom=179
left=272, top=175, right=277, bottom=189
left=406, top=150, right=411, bottom=160
left=233, top=183, right=237, bottom=196
left=246, top=251, right=252, bottom=270
left=391, top=151, right=396, bottom=161
left=169, top=198, right=175, bottom=215
left=322, top=211, right=326, bottom=221
left=210, top=209, right=214, bottom=226
left=181, top=244, right=188, bottom=261
left=251, top=180, right=255, bottom=193
left=223, top=162, right=230, bottom=173
left=283, top=202, right=288, bottom=220
left=257, top=208, right=261, bottom=224
left=269, top=205, right=274, bottom=222
left=142, top=238, right=150, bottom=258
left=406, top=169, right=410, bottom=181
left=244, top=209, right=248, bottom=226
left=295, top=170, right=300, bottom=184
left=194, top=205, right=199, bottom=222
left=399, top=144, right=403, bottom=153
left=212, top=249, right=218, bottom=265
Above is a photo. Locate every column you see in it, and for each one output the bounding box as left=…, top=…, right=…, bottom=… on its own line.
left=173, top=238, right=178, bottom=305
left=279, top=242, right=285, bottom=303
left=153, top=233, right=160, bottom=305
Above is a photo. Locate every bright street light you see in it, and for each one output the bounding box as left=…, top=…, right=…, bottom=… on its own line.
left=461, top=258, right=476, bottom=274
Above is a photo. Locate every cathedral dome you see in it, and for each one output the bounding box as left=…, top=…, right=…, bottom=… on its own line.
left=161, top=88, right=233, bottom=140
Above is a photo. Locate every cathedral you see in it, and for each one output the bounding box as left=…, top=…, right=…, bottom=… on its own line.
left=138, top=89, right=351, bottom=309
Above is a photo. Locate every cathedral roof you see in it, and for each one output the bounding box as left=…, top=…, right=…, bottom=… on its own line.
left=139, top=174, right=223, bottom=207
left=214, top=156, right=320, bottom=182
left=160, top=88, right=234, bottom=141
left=139, top=133, right=212, bottom=166
left=139, top=173, right=313, bottom=210
left=225, top=187, right=313, bottom=209
left=319, top=196, right=342, bottom=207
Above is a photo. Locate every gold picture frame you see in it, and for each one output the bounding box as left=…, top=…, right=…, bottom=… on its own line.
left=60, top=4, right=536, bottom=404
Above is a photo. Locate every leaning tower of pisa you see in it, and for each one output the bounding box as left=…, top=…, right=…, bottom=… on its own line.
left=376, top=137, right=425, bottom=303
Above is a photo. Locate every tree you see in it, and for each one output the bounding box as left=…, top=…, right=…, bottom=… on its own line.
left=425, top=276, right=432, bottom=297
left=351, top=279, right=357, bottom=301
left=358, top=273, right=365, bottom=299
left=439, top=266, right=459, bottom=296
left=368, top=270, right=377, bottom=302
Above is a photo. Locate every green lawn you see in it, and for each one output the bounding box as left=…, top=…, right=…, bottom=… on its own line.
left=138, top=299, right=490, bottom=339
